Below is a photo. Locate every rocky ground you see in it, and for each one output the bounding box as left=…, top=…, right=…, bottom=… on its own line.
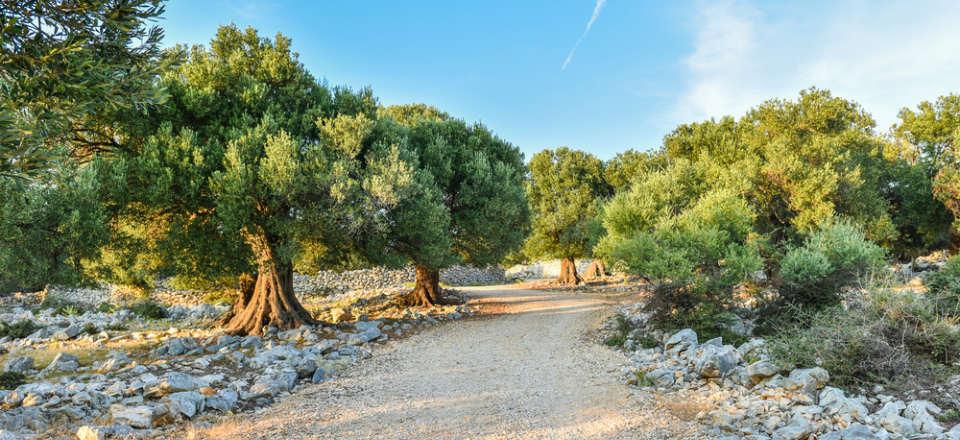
left=0, top=276, right=471, bottom=439
left=172, top=285, right=709, bottom=440
left=609, top=303, right=960, bottom=440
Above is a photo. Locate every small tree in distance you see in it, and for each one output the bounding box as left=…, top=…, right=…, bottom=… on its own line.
left=524, top=148, right=610, bottom=284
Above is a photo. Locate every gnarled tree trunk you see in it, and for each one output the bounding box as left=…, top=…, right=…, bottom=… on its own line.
left=557, top=257, right=582, bottom=285
left=224, top=232, right=317, bottom=336
left=583, top=259, right=607, bottom=280
left=407, top=265, right=441, bottom=307
left=219, top=273, right=255, bottom=326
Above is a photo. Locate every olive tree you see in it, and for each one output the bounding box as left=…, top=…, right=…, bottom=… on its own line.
left=343, top=104, right=530, bottom=306
left=895, top=94, right=960, bottom=244
left=118, top=26, right=414, bottom=335
left=524, top=147, right=610, bottom=284
left=0, top=0, right=165, bottom=177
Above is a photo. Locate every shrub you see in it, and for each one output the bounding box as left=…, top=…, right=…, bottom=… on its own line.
left=599, top=187, right=763, bottom=338
left=0, top=320, right=42, bottom=339
left=0, top=372, right=26, bottom=390
left=127, top=300, right=167, bottom=320
left=38, top=297, right=89, bottom=316
left=82, top=323, right=99, bottom=335
left=779, top=221, right=886, bottom=307
left=604, top=334, right=626, bottom=347
left=96, top=303, right=117, bottom=314
left=926, top=255, right=960, bottom=318
left=769, top=285, right=960, bottom=387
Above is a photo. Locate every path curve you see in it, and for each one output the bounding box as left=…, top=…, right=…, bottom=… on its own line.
left=187, top=285, right=711, bottom=439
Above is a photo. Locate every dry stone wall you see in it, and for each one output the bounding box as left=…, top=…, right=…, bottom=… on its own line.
left=504, top=259, right=595, bottom=280
left=294, top=265, right=506, bottom=294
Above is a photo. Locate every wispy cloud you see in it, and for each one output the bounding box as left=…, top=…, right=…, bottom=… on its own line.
left=675, top=0, right=960, bottom=132
left=561, top=0, right=607, bottom=71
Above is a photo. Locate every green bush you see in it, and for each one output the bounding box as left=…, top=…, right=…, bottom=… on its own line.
left=38, top=297, right=90, bottom=316
left=0, top=320, right=42, bottom=339
left=604, top=315, right=630, bottom=347
left=599, top=185, right=762, bottom=336
left=926, top=256, right=960, bottom=318
left=82, top=323, right=99, bottom=335
left=769, top=285, right=960, bottom=387
left=779, top=221, right=886, bottom=307
left=0, top=372, right=26, bottom=390
left=96, top=303, right=117, bottom=314
left=126, top=300, right=167, bottom=320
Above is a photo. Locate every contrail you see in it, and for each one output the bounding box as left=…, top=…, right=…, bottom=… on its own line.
left=561, top=0, right=607, bottom=70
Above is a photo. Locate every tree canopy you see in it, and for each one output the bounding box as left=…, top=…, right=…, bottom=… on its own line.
left=108, top=26, right=420, bottom=334
left=333, top=104, right=530, bottom=305
left=0, top=0, right=165, bottom=177
left=524, top=147, right=610, bottom=284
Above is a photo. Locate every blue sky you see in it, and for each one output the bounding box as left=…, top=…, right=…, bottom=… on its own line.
left=162, top=0, right=960, bottom=159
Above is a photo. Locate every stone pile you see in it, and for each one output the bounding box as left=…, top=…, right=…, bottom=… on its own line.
left=295, top=265, right=506, bottom=294
left=0, top=304, right=224, bottom=349
left=0, top=302, right=470, bottom=439
left=619, top=322, right=960, bottom=440
left=893, top=250, right=951, bottom=284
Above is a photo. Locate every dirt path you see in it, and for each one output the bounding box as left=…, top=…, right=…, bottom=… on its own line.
left=187, top=285, right=711, bottom=439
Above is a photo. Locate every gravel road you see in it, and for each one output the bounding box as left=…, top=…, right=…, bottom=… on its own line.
left=186, top=285, right=712, bottom=439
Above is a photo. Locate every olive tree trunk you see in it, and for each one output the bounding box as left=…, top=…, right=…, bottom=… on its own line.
left=219, top=273, right=255, bottom=326
left=583, top=259, right=607, bottom=280
left=224, top=232, right=316, bottom=336
left=557, top=257, right=582, bottom=285
left=407, top=265, right=441, bottom=307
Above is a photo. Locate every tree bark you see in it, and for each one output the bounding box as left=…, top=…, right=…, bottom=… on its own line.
left=407, top=265, right=442, bottom=307
left=583, top=259, right=607, bottom=280
left=219, top=273, right=255, bottom=326
left=557, top=257, right=582, bottom=285
left=224, top=232, right=317, bottom=336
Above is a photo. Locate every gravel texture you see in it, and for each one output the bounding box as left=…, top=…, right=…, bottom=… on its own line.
left=184, top=285, right=711, bottom=439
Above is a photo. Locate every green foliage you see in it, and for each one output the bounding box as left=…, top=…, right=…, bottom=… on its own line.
left=0, top=372, right=26, bottom=390
left=604, top=334, right=626, bottom=347
left=82, top=323, right=99, bottom=335
left=598, top=167, right=762, bottom=334
left=603, top=149, right=666, bottom=192
left=96, top=303, right=117, bottom=314
left=895, top=94, right=960, bottom=243
left=38, top=297, right=89, bottom=317
left=873, top=152, right=952, bottom=256
left=0, top=319, right=41, bottom=339
left=633, top=371, right=655, bottom=387
left=769, top=286, right=960, bottom=387
left=662, top=88, right=898, bottom=245
left=109, top=25, right=395, bottom=289
left=0, top=0, right=165, bottom=177
left=342, top=106, right=530, bottom=272
left=604, top=315, right=629, bottom=347
left=524, top=148, right=609, bottom=261
left=926, top=256, right=960, bottom=318
left=779, top=221, right=886, bottom=307
left=0, top=164, right=110, bottom=291
left=126, top=300, right=167, bottom=320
